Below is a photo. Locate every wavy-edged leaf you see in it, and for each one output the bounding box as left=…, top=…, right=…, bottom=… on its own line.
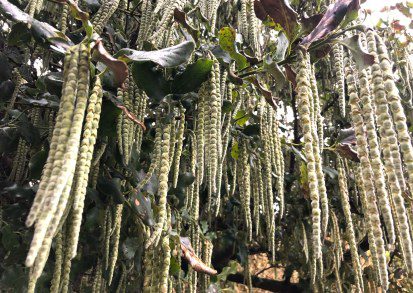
left=117, top=40, right=195, bottom=67
left=254, top=0, right=300, bottom=41
left=180, top=237, right=217, bottom=275
left=129, top=190, right=154, bottom=227
left=335, top=128, right=359, bottom=162
left=338, top=34, right=374, bottom=71
left=174, top=8, right=199, bottom=42
left=263, top=55, right=287, bottom=89
left=300, top=0, right=360, bottom=48
left=0, top=0, right=73, bottom=53
left=93, top=39, right=128, bottom=87
left=218, top=27, right=247, bottom=69
left=250, top=77, right=277, bottom=109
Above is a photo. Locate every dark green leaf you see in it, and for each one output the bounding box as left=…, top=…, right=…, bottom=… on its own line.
left=131, top=62, right=169, bottom=102
left=28, top=149, right=48, bottom=180
left=97, top=177, right=125, bottom=204
left=43, top=71, right=64, bottom=95
left=0, top=80, right=15, bottom=101
left=177, top=172, right=195, bottom=187
left=0, top=0, right=73, bottom=53
left=129, top=191, right=154, bottom=227
left=0, top=52, right=12, bottom=82
left=242, top=124, right=260, bottom=136
left=97, top=98, right=122, bottom=138
left=1, top=225, right=19, bottom=251
left=122, top=237, right=139, bottom=259
left=7, top=23, right=31, bottom=46
left=18, top=121, right=40, bottom=146
left=171, top=58, right=213, bottom=94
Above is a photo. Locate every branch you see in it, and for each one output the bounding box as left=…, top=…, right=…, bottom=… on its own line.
left=226, top=273, right=302, bottom=293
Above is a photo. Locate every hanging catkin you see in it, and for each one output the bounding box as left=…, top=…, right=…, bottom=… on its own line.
left=149, top=0, right=186, bottom=47
left=91, top=0, right=122, bottom=34
left=50, top=230, right=63, bottom=293
left=136, top=0, right=153, bottom=48
left=68, top=76, right=103, bottom=259
left=295, top=48, right=322, bottom=274
left=108, top=204, right=123, bottom=285
left=159, top=208, right=171, bottom=293
left=239, top=140, right=252, bottom=241
left=332, top=43, right=345, bottom=117
left=366, top=30, right=406, bottom=193
left=305, top=56, right=329, bottom=237
left=375, top=33, right=413, bottom=195
left=337, top=158, right=363, bottom=291
left=354, top=44, right=396, bottom=244
left=26, top=45, right=90, bottom=287
left=259, top=100, right=275, bottom=259
left=145, top=121, right=171, bottom=248
left=205, top=57, right=221, bottom=213
left=343, top=49, right=388, bottom=290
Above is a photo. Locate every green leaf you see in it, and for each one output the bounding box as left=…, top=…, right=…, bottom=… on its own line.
left=97, top=99, right=122, bottom=138
left=28, top=149, right=47, bottom=180
left=263, top=55, right=287, bottom=89
left=234, top=110, right=249, bottom=126
left=242, top=124, right=260, bottom=136
left=129, top=191, right=154, bottom=227
left=118, top=41, right=195, bottom=68
left=131, top=62, right=169, bottom=102
left=177, top=172, right=196, bottom=188
left=323, top=166, right=338, bottom=179
left=122, top=237, right=139, bottom=259
left=275, top=32, right=289, bottom=61
left=231, top=141, right=239, bottom=160
left=169, top=255, right=181, bottom=277
left=97, top=177, right=125, bottom=204
left=171, top=58, right=213, bottom=94
left=218, top=27, right=248, bottom=70
left=1, top=225, right=19, bottom=251
left=216, top=260, right=238, bottom=282
left=8, top=23, right=31, bottom=46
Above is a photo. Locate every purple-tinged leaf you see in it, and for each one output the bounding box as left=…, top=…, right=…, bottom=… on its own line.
left=300, top=0, right=360, bottom=48
left=254, top=0, right=299, bottom=41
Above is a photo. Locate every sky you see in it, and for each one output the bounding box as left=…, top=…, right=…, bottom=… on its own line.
left=362, top=0, right=412, bottom=29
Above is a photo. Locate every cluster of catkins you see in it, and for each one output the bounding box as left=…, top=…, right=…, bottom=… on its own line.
left=296, top=30, right=413, bottom=291
left=22, top=44, right=104, bottom=292
left=4, top=0, right=413, bottom=291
